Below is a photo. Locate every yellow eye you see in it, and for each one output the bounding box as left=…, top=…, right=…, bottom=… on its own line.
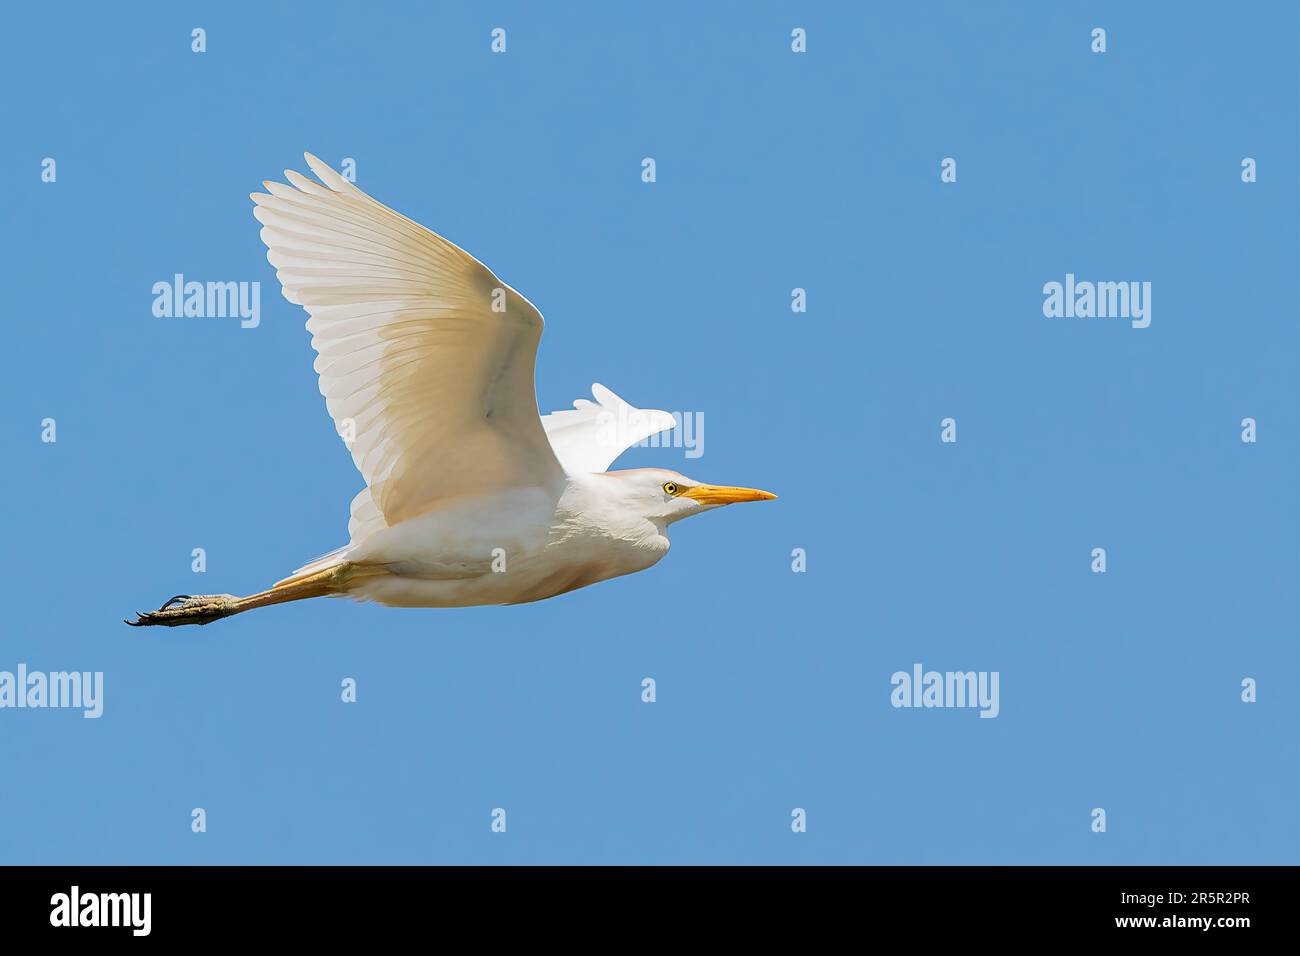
left=662, top=481, right=679, bottom=495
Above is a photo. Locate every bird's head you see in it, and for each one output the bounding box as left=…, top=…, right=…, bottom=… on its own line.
left=603, top=468, right=777, bottom=526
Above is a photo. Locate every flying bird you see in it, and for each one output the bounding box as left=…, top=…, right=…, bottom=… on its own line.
left=128, top=154, right=775, bottom=627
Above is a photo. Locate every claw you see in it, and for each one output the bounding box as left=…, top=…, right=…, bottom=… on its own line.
left=125, top=593, right=234, bottom=628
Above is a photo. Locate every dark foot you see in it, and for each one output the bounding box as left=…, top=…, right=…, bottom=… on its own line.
left=125, top=594, right=236, bottom=628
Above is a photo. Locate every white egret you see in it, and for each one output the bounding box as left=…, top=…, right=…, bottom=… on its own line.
left=128, top=154, right=775, bottom=627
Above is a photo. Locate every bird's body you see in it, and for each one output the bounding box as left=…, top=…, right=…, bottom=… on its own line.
left=128, top=155, right=774, bottom=628
left=335, top=474, right=669, bottom=608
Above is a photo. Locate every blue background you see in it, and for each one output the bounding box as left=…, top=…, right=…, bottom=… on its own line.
left=1, top=1, right=1295, bottom=864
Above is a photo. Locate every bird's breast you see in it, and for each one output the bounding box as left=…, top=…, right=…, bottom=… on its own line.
left=343, top=488, right=668, bottom=608
left=504, top=522, right=668, bottom=604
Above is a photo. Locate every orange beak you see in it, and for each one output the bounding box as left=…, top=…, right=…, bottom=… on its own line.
left=681, top=484, right=778, bottom=505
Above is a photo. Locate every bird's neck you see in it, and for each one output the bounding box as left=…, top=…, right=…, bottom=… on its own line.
left=560, top=473, right=669, bottom=546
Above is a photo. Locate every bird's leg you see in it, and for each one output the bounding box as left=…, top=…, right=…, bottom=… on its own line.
left=126, top=594, right=238, bottom=627
left=125, top=563, right=367, bottom=629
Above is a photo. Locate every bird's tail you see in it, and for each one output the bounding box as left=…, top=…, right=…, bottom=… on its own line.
left=125, top=563, right=361, bottom=628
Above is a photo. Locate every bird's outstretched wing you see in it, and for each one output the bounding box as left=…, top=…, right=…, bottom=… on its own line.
left=252, top=154, right=564, bottom=543
left=541, top=383, right=677, bottom=474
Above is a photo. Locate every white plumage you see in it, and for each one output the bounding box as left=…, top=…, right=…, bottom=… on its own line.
left=127, top=155, right=773, bottom=627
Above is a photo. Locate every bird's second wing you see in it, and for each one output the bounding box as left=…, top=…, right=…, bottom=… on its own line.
left=252, top=154, right=563, bottom=542
left=541, top=383, right=677, bottom=474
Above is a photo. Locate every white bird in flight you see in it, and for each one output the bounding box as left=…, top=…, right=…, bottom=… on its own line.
left=128, top=154, right=775, bottom=627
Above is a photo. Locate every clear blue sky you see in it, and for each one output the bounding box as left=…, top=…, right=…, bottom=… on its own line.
left=1, top=1, right=1295, bottom=864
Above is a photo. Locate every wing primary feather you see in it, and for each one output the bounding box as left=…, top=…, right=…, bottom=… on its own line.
left=253, top=154, right=563, bottom=544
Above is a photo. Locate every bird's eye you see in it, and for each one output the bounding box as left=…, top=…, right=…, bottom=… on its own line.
left=662, top=481, right=679, bottom=495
